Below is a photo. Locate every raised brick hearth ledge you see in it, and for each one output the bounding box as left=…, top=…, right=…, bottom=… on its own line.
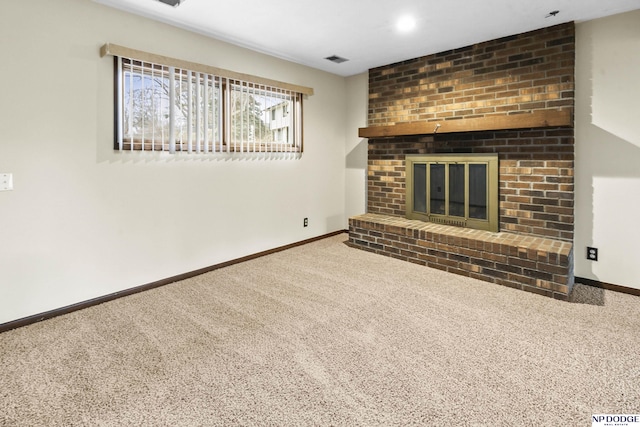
left=348, top=213, right=574, bottom=300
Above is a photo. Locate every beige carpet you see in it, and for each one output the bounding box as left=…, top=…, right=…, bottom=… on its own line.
left=1, top=233, right=639, bottom=426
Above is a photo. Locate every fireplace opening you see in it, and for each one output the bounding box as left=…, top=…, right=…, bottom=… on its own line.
left=405, top=153, right=499, bottom=232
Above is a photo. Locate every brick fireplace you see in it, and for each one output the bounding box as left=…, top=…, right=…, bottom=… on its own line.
left=348, top=23, right=576, bottom=300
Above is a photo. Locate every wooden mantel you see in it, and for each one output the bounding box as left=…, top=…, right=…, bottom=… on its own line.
left=358, top=109, right=572, bottom=138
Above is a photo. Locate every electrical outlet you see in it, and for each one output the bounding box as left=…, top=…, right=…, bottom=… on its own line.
left=587, top=247, right=598, bottom=261
left=303, top=218, right=308, bottom=227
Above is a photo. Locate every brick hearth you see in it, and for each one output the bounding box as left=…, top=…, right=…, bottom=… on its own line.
left=349, top=213, right=574, bottom=300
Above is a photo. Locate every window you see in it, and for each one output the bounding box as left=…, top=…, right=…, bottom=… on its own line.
left=118, top=58, right=222, bottom=153
left=227, top=81, right=302, bottom=152
left=405, top=154, right=499, bottom=232
left=106, top=44, right=309, bottom=154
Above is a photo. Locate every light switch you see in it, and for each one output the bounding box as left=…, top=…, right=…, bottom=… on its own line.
left=0, top=173, right=13, bottom=191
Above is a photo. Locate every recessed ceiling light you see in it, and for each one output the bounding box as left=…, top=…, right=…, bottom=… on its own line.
left=325, top=55, right=349, bottom=64
left=397, top=15, right=416, bottom=33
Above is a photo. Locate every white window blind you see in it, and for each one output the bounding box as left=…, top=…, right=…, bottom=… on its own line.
left=105, top=44, right=310, bottom=155
left=227, top=80, right=302, bottom=153
left=117, top=57, right=222, bottom=153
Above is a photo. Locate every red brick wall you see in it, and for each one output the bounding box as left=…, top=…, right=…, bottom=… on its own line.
left=366, top=23, right=575, bottom=242
left=368, top=23, right=574, bottom=126
left=368, top=129, right=574, bottom=240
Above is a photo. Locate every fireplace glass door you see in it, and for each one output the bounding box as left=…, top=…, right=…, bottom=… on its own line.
left=429, top=163, right=445, bottom=215
left=406, top=154, right=498, bottom=232
left=468, top=164, right=488, bottom=219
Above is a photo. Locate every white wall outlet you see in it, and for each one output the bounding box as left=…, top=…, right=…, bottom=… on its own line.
left=0, top=173, right=13, bottom=191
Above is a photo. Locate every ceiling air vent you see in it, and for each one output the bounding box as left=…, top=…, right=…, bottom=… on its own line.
left=325, top=55, right=349, bottom=64
left=155, top=0, right=184, bottom=7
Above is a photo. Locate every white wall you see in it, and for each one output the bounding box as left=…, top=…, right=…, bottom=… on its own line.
left=344, top=73, right=368, bottom=222
left=575, top=10, right=640, bottom=290
left=0, top=0, right=349, bottom=324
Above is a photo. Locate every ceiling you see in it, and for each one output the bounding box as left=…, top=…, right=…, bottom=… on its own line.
left=94, top=0, right=640, bottom=77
